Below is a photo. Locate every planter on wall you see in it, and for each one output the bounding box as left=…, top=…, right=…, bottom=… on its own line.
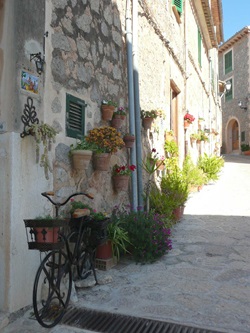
left=113, top=175, right=130, bottom=192
left=123, top=135, right=135, bottom=148
left=71, top=150, right=93, bottom=171
left=101, top=105, right=115, bottom=121
left=93, top=153, right=111, bottom=171
left=111, top=115, right=123, bottom=129
left=184, top=120, right=191, bottom=129
left=142, top=117, right=153, bottom=130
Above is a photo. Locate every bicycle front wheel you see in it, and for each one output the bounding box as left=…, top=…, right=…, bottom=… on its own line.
left=33, top=250, right=72, bottom=328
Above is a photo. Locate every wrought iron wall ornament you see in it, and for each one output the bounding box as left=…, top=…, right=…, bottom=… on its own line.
left=20, top=97, right=39, bottom=138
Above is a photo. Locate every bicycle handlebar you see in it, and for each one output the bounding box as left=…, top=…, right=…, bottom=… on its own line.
left=41, top=192, right=94, bottom=212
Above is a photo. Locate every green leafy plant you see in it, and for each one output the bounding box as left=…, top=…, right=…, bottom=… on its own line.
left=197, top=153, right=224, bottom=183
left=241, top=143, right=250, bottom=152
left=28, top=122, right=58, bottom=180
left=107, top=218, right=131, bottom=262
left=113, top=207, right=172, bottom=263
left=164, top=139, right=179, bottom=170
left=141, top=109, right=158, bottom=119
left=69, top=137, right=96, bottom=154
left=161, top=167, right=190, bottom=209
left=101, top=100, right=117, bottom=107
left=182, top=155, right=207, bottom=188
left=85, top=126, right=125, bottom=153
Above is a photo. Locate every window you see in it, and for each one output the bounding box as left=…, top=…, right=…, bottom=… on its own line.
left=66, top=94, right=86, bottom=139
left=198, top=29, right=202, bottom=67
left=224, top=50, right=232, bottom=74
left=225, top=78, right=233, bottom=102
left=241, top=131, right=245, bottom=142
left=172, top=0, right=183, bottom=14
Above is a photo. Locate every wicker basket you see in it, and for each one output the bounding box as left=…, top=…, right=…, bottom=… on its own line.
left=24, top=219, right=70, bottom=251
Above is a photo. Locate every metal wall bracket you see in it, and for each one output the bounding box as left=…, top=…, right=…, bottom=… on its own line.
left=20, top=97, right=39, bottom=138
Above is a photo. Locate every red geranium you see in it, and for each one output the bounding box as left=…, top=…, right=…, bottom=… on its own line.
left=113, top=164, right=136, bottom=176
left=184, top=113, right=195, bottom=123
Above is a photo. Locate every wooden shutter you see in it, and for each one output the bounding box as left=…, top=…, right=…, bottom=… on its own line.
left=225, top=51, right=232, bottom=74
left=172, top=0, right=183, bottom=14
left=66, top=94, right=86, bottom=139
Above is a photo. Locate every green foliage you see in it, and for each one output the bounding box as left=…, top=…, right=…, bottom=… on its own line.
left=241, top=143, right=250, bottom=152
left=197, top=154, right=224, bottom=182
left=164, top=140, right=179, bottom=170
left=141, top=109, right=158, bottom=119
left=182, top=155, right=207, bottom=188
left=114, top=208, right=172, bottom=263
left=107, top=218, right=131, bottom=262
left=69, top=137, right=96, bottom=153
left=149, top=185, right=176, bottom=223
left=161, top=167, right=190, bottom=208
left=102, top=100, right=117, bottom=107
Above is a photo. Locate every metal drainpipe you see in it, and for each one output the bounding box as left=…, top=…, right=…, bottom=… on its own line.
left=132, top=0, right=144, bottom=209
left=209, top=54, right=212, bottom=155
left=126, top=0, right=138, bottom=211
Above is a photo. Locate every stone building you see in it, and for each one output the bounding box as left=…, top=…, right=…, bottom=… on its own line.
left=0, top=0, right=223, bottom=314
left=219, top=26, right=250, bottom=154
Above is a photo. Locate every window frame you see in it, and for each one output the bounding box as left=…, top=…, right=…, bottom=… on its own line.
left=224, top=49, right=233, bottom=75
left=66, top=93, right=87, bottom=139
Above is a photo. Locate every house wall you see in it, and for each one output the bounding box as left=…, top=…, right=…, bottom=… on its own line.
left=0, top=0, right=222, bottom=313
left=219, top=33, right=250, bottom=153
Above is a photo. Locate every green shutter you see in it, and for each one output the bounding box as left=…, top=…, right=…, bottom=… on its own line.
left=198, top=29, right=202, bottom=67
left=225, top=78, right=233, bottom=101
left=66, top=94, right=86, bottom=139
left=225, top=51, right=232, bottom=74
left=172, top=0, right=183, bottom=14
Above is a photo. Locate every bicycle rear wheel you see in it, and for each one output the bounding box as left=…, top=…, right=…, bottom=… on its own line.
left=33, top=250, right=72, bottom=328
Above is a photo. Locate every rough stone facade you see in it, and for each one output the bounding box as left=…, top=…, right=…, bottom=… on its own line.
left=219, top=28, right=250, bottom=153
left=0, top=0, right=223, bottom=313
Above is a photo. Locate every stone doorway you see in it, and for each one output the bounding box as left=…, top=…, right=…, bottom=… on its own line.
left=226, top=118, right=240, bottom=154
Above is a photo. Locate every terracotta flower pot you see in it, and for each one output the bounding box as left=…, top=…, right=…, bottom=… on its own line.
left=123, top=135, right=135, bottom=148
left=101, top=105, right=115, bottom=121
left=184, top=120, right=190, bottom=129
left=93, top=153, right=111, bottom=171
left=142, top=117, right=153, bottom=130
left=34, top=227, right=60, bottom=243
left=71, top=150, right=93, bottom=171
left=172, top=205, right=185, bottom=222
left=96, top=240, right=113, bottom=259
left=111, top=115, right=123, bottom=129
left=113, top=175, right=130, bottom=191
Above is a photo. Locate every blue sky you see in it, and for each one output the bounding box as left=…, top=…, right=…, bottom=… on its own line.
left=222, top=0, right=250, bottom=42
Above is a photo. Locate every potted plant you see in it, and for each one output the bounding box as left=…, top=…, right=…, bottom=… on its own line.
left=184, top=113, right=195, bottom=128
left=123, top=133, right=135, bottom=148
left=198, top=117, right=205, bottom=126
left=69, top=137, right=96, bottom=171
left=165, top=130, right=175, bottom=141
left=24, top=215, right=69, bottom=249
left=112, top=163, right=136, bottom=192
left=190, top=132, right=200, bottom=145
left=85, top=126, right=125, bottom=171
left=115, top=106, right=127, bottom=119
left=101, top=100, right=117, bottom=121
left=161, top=167, right=190, bottom=221
left=27, top=122, right=58, bottom=180
left=141, top=109, right=158, bottom=130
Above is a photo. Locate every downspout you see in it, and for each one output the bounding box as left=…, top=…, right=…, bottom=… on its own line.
left=125, top=0, right=138, bottom=210
left=132, top=0, right=144, bottom=209
left=209, top=54, right=212, bottom=154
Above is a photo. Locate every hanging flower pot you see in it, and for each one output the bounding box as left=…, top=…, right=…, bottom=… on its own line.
left=101, top=105, right=115, bottom=121
left=184, top=120, right=190, bottom=129
left=111, top=115, right=123, bottom=129
left=93, top=153, right=111, bottom=171
left=123, top=134, right=135, bottom=148
left=71, top=150, right=93, bottom=171
left=142, top=117, right=153, bottom=130
left=113, top=175, right=130, bottom=192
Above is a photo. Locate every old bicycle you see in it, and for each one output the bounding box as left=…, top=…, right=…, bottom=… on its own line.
left=24, top=191, right=109, bottom=328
